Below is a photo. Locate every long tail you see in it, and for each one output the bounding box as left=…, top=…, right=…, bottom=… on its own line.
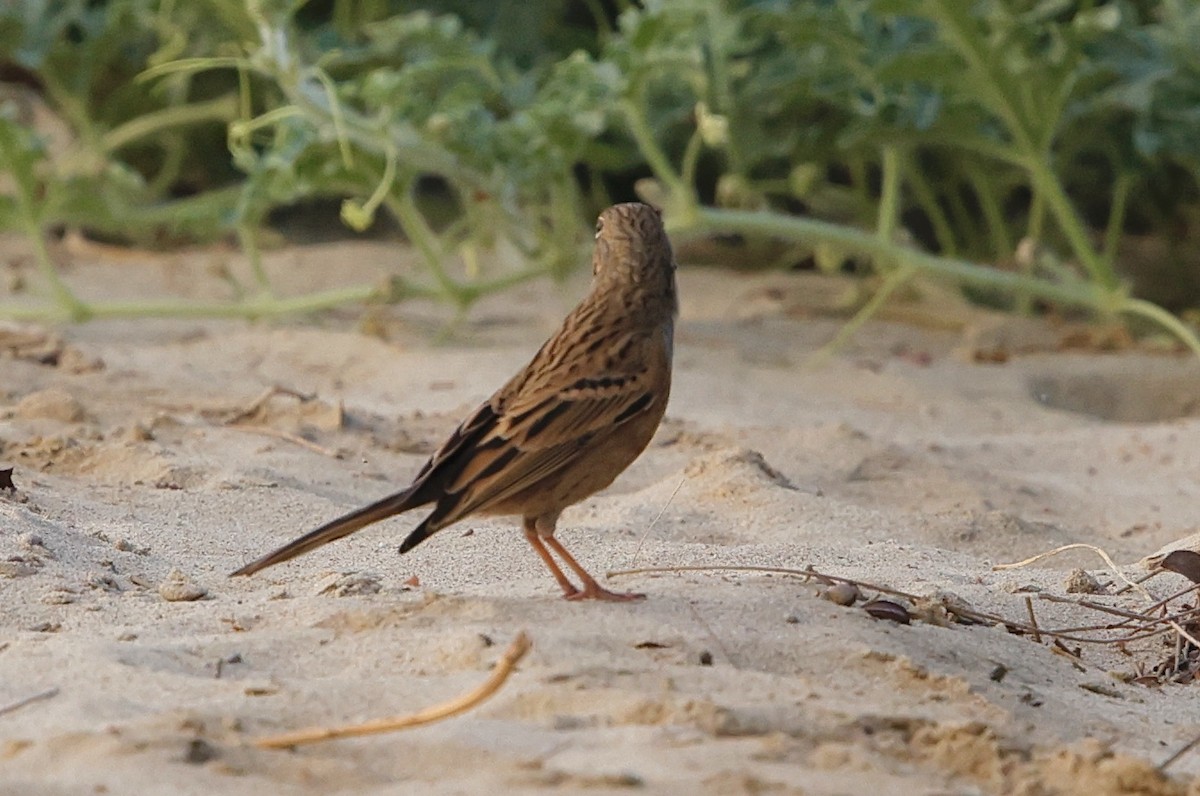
left=231, top=487, right=423, bottom=577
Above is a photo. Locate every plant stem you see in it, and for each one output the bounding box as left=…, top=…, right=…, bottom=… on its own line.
left=673, top=206, right=1200, bottom=355
left=1120, top=298, right=1200, bottom=358
left=388, top=185, right=463, bottom=305
left=1102, top=171, right=1132, bottom=274
left=102, top=95, right=240, bottom=153
left=1024, top=154, right=1117, bottom=289
left=964, top=163, right=1013, bottom=259
left=903, top=157, right=958, bottom=257
left=676, top=207, right=1085, bottom=307
left=809, top=265, right=917, bottom=366
left=620, top=98, right=697, bottom=219
left=0, top=134, right=90, bottom=319
left=875, top=146, right=902, bottom=245
left=0, top=284, right=385, bottom=323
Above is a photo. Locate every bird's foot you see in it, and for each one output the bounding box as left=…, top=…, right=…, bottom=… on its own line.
left=563, top=584, right=646, bottom=602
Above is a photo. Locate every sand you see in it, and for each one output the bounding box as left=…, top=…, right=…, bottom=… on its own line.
left=2, top=235, right=1200, bottom=795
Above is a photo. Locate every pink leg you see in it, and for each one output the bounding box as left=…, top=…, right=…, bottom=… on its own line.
left=541, top=534, right=645, bottom=602
left=523, top=518, right=579, bottom=598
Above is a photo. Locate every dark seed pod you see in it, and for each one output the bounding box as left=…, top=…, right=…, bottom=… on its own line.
left=1161, top=550, right=1200, bottom=585
left=863, top=599, right=911, bottom=625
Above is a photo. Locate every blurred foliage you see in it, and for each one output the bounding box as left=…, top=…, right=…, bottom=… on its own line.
left=1, top=0, right=1199, bottom=328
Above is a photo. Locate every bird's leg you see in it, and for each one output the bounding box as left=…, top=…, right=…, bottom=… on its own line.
left=542, top=536, right=643, bottom=602
left=523, top=517, right=580, bottom=598
left=535, top=521, right=645, bottom=602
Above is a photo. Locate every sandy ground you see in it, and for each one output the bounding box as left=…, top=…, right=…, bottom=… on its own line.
left=3, top=235, right=1200, bottom=795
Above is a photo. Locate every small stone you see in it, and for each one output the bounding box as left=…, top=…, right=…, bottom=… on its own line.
left=18, top=533, right=45, bottom=551
left=0, top=560, right=41, bottom=578
left=315, top=571, right=382, bottom=597
left=56, top=346, right=104, bottom=374
left=182, top=739, right=218, bottom=765
left=116, top=423, right=154, bottom=443
left=111, top=537, right=149, bottom=555
left=41, top=590, right=76, bottom=605
left=243, top=683, right=279, bottom=697
left=821, top=582, right=861, bottom=606
left=158, top=569, right=208, bottom=602
left=1064, top=568, right=1103, bottom=594
left=13, top=388, right=85, bottom=422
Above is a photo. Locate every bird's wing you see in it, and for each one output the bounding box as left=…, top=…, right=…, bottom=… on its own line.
left=413, top=333, right=662, bottom=527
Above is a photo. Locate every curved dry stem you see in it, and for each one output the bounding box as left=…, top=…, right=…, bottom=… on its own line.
left=993, top=543, right=1150, bottom=599
left=253, top=631, right=532, bottom=749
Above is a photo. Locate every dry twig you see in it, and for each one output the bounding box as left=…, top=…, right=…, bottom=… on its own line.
left=994, top=543, right=1150, bottom=598
left=607, top=561, right=1200, bottom=684
left=252, top=632, right=531, bottom=749
left=227, top=424, right=343, bottom=458
left=0, top=687, right=60, bottom=718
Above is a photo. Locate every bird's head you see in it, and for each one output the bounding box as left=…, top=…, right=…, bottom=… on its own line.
left=590, top=202, right=677, bottom=314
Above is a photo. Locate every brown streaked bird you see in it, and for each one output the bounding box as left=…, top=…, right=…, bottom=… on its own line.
left=232, top=202, right=677, bottom=600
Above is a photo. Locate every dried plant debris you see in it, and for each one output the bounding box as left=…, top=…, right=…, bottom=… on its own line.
left=0, top=325, right=103, bottom=372
left=608, top=558, right=1200, bottom=687
left=863, top=599, right=911, bottom=625
left=1159, top=551, right=1200, bottom=585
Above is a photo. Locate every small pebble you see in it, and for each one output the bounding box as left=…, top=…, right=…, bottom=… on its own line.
left=13, top=388, right=85, bottom=422
left=822, top=582, right=861, bottom=606
left=316, top=571, right=382, bottom=597
left=18, top=533, right=46, bottom=551
left=158, top=569, right=208, bottom=602
left=1064, top=568, right=1103, bottom=594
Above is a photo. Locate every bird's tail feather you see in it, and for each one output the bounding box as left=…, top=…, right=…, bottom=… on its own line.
left=231, top=487, right=421, bottom=577
left=398, top=514, right=438, bottom=554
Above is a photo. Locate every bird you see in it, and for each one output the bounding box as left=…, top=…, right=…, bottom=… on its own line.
left=231, top=202, right=677, bottom=601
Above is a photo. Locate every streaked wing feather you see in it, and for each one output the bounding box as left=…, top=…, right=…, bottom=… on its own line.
left=433, top=381, right=657, bottom=526
left=412, top=327, right=661, bottom=530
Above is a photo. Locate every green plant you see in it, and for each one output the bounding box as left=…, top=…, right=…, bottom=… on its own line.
left=1, top=0, right=1198, bottom=352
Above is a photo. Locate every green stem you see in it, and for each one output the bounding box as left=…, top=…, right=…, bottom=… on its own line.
left=680, top=128, right=705, bottom=192
left=237, top=223, right=272, bottom=292
left=102, top=95, right=240, bottom=153
left=875, top=146, right=902, bottom=245
left=1121, top=298, right=1200, bottom=358
left=946, top=176, right=985, bottom=256
left=930, top=0, right=1034, bottom=154
left=809, top=264, right=917, bottom=366
left=341, top=145, right=397, bottom=231
left=0, top=134, right=89, bottom=319
left=1025, top=154, right=1116, bottom=289
left=1016, top=185, right=1049, bottom=315
left=1102, top=171, right=1132, bottom=274
left=310, top=65, right=354, bottom=168
left=964, top=164, right=1013, bottom=259
left=904, top=157, right=958, bottom=257
left=703, top=2, right=742, bottom=177
left=0, top=284, right=389, bottom=323
left=675, top=207, right=1092, bottom=307
left=619, top=98, right=696, bottom=219
left=24, top=228, right=90, bottom=321
left=388, top=185, right=463, bottom=305
left=671, top=206, right=1200, bottom=355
